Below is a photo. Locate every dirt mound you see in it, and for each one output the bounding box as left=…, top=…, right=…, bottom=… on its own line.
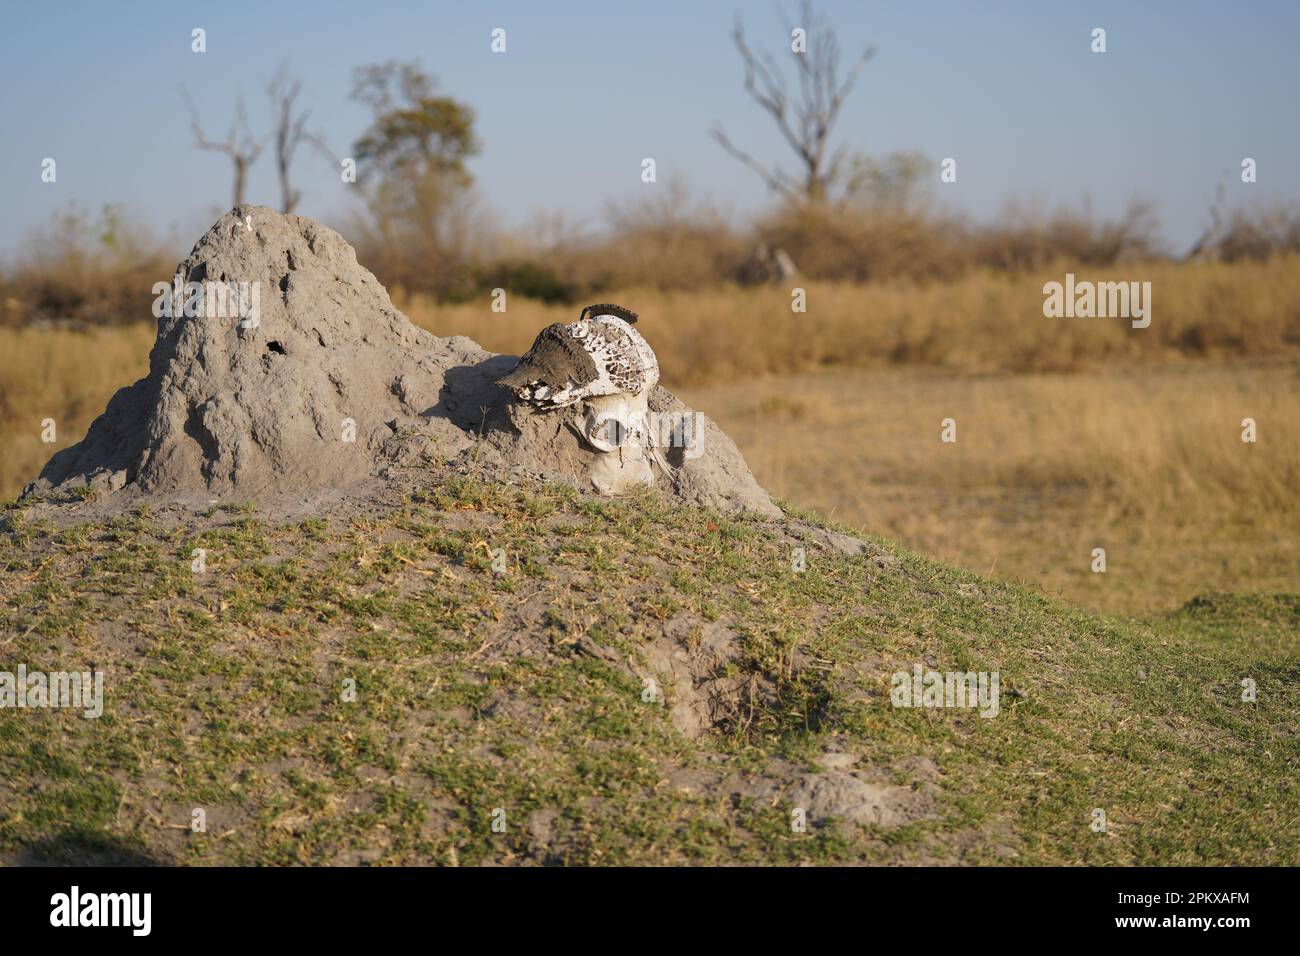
left=26, top=206, right=778, bottom=517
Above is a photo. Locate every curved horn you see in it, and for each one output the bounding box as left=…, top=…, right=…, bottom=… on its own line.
left=580, top=303, right=639, bottom=324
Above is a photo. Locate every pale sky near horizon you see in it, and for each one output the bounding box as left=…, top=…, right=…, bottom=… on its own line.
left=1, top=0, right=1297, bottom=259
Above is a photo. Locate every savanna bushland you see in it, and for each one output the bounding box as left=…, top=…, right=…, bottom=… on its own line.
left=5, top=198, right=1298, bottom=613
left=2, top=7, right=1297, bottom=866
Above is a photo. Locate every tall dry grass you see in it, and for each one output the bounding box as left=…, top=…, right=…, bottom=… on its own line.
left=682, top=362, right=1300, bottom=613
left=4, top=258, right=1298, bottom=503
left=0, top=324, right=154, bottom=495
left=401, top=254, right=1300, bottom=385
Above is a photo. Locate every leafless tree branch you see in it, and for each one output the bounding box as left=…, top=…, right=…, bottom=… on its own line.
left=710, top=124, right=799, bottom=201
left=715, top=0, right=875, bottom=203
left=267, top=66, right=335, bottom=214
left=182, top=86, right=267, bottom=209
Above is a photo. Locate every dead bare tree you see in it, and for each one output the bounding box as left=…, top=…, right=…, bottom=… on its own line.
left=267, top=68, right=309, bottom=213
left=267, top=67, right=336, bottom=214
left=1186, top=181, right=1228, bottom=261
left=711, top=0, right=875, bottom=204
left=182, top=87, right=266, bottom=209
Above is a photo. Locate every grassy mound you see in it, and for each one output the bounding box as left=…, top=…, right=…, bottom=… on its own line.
left=0, top=475, right=1294, bottom=865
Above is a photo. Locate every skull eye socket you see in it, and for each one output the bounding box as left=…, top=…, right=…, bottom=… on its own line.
left=593, top=417, right=629, bottom=446
left=586, top=413, right=632, bottom=452
left=605, top=419, right=630, bottom=446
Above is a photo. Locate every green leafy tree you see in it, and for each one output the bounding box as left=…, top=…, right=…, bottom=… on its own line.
left=349, top=61, right=484, bottom=296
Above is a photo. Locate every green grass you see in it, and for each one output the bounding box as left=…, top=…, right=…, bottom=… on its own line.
left=0, top=476, right=1295, bottom=865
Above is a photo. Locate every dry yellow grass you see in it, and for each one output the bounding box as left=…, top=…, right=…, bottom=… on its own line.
left=0, top=323, right=154, bottom=497
left=402, top=255, right=1300, bottom=386
left=680, top=361, right=1300, bottom=613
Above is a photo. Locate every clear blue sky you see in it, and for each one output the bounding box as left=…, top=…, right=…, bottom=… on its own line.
left=2, top=0, right=1297, bottom=257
